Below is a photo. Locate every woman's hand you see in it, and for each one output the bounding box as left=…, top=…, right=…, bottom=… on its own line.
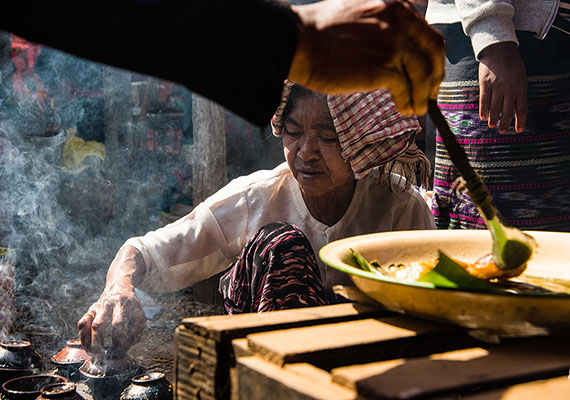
left=478, top=42, right=527, bottom=133
left=77, top=246, right=147, bottom=355
left=289, top=0, right=445, bottom=116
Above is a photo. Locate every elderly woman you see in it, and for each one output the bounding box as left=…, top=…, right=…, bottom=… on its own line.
left=78, top=82, right=435, bottom=354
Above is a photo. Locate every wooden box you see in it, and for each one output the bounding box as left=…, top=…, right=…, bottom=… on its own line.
left=175, top=301, right=570, bottom=399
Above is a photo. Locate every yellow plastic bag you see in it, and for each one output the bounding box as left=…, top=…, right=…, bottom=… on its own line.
left=61, top=128, right=105, bottom=172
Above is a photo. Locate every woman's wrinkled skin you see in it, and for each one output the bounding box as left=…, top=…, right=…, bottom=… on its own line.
left=282, top=92, right=355, bottom=226
left=77, top=246, right=147, bottom=355
left=77, top=90, right=357, bottom=355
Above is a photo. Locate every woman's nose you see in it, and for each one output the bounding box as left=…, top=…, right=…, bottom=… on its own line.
left=298, top=136, right=320, bottom=161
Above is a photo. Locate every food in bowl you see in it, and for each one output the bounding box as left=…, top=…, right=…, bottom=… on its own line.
left=366, top=253, right=527, bottom=281
left=350, top=246, right=527, bottom=280
left=350, top=247, right=570, bottom=295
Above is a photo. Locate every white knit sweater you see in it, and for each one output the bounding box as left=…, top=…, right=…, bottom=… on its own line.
left=425, top=0, right=560, bottom=59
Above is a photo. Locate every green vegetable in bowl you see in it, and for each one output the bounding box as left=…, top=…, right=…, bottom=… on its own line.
left=350, top=248, right=501, bottom=292
left=417, top=251, right=500, bottom=291
left=350, top=248, right=382, bottom=276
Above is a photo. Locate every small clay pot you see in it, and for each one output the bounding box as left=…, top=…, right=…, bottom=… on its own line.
left=50, top=340, right=89, bottom=382
left=79, top=351, right=143, bottom=400
left=120, top=372, right=173, bottom=400
left=1, top=374, right=66, bottom=400
left=35, top=383, right=85, bottom=400
left=0, top=341, right=42, bottom=385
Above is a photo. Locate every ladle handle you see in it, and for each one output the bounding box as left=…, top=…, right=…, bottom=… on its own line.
left=427, top=99, right=498, bottom=221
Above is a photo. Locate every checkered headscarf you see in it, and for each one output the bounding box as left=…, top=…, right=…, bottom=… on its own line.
left=271, top=81, right=431, bottom=188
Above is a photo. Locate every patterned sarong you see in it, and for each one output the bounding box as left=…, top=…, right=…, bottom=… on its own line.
left=432, top=23, right=570, bottom=231
left=218, top=222, right=330, bottom=315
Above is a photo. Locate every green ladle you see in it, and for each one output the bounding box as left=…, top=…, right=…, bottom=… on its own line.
left=427, top=100, right=537, bottom=270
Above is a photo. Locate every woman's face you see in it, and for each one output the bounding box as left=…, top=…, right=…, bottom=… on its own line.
left=283, top=94, right=354, bottom=198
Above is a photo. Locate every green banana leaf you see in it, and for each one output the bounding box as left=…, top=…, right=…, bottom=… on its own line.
left=350, top=248, right=382, bottom=276
left=417, top=251, right=501, bottom=292
left=351, top=248, right=502, bottom=292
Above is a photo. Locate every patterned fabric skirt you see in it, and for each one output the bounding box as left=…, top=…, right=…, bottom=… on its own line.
left=431, top=23, right=570, bottom=231
left=218, top=222, right=330, bottom=315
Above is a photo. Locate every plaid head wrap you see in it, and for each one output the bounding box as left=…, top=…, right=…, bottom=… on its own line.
left=271, top=81, right=431, bottom=188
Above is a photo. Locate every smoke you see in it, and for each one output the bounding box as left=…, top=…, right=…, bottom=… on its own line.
left=0, top=41, right=113, bottom=340
left=0, top=32, right=283, bottom=346
left=0, top=34, right=175, bottom=341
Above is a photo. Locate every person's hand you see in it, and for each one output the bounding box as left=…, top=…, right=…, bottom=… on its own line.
left=77, top=288, right=146, bottom=355
left=77, top=246, right=147, bottom=355
left=289, top=0, right=445, bottom=116
left=478, top=42, right=527, bottom=133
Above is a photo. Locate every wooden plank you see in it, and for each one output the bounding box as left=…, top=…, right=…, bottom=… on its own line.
left=174, top=326, right=220, bottom=400
left=175, top=381, right=216, bottom=400
left=331, top=335, right=570, bottom=399
left=231, top=339, right=251, bottom=400
left=246, top=315, right=475, bottom=369
left=232, top=338, right=252, bottom=359
left=176, top=329, right=220, bottom=358
left=175, top=354, right=217, bottom=379
left=236, top=356, right=357, bottom=400
left=463, top=376, right=570, bottom=400
left=177, top=328, right=219, bottom=348
left=175, top=343, right=210, bottom=360
left=103, top=66, right=133, bottom=180
left=190, top=93, right=226, bottom=306
left=182, top=302, right=387, bottom=341
left=175, top=354, right=216, bottom=381
left=176, top=303, right=384, bottom=400
left=191, top=93, right=226, bottom=204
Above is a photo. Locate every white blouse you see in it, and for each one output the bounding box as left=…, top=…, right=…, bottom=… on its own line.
left=125, top=162, right=436, bottom=292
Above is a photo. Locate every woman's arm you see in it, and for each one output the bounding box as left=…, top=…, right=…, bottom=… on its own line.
left=77, top=245, right=147, bottom=354
left=77, top=197, right=246, bottom=353
left=454, top=0, right=517, bottom=59
left=1, top=0, right=297, bottom=127
left=454, top=0, right=527, bottom=133
left=1, top=0, right=444, bottom=123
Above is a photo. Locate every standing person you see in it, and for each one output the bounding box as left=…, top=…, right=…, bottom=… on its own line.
left=426, top=0, right=570, bottom=230
left=0, top=0, right=445, bottom=126
left=77, top=83, right=435, bottom=354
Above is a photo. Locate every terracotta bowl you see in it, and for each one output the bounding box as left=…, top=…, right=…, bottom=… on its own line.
left=1, top=374, right=66, bottom=400
left=319, top=230, right=570, bottom=338
left=50, top=340, right=90, bottom=382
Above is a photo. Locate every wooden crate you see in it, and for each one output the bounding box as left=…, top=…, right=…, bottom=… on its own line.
left=233, top=313, right=570, bottom=399
left=175, top=302, right=570, bottom=399
left=174, top=302, right=388, bottom=400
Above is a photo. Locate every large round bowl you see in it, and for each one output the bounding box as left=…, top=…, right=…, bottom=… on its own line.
left=319, top=230, right=570, bottom=337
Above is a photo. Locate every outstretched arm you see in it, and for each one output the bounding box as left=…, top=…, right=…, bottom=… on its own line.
left=1, top=0, right=444, bottom=124
left=77, top=245, right=147, bottom=354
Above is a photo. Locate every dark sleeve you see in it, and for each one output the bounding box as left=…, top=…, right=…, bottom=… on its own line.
left=1, top=0, right=299, bottom=127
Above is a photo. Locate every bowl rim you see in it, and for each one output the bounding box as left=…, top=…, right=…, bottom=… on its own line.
left=1, top=373, right=67, bottom=394
left=319, top=229, right=570, bottom=299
